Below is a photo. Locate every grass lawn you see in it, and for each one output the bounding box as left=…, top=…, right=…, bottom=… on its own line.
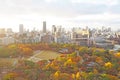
left=35, top=50, right=60, bottom=60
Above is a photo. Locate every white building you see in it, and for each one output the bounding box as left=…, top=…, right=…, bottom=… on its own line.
left=71, top=27, right=90, bottom=46
left=19, top=24, right=24, bottom=34
left=6, top=28, right=13, bottom=36
left=0, top=37, right=15, bottom=45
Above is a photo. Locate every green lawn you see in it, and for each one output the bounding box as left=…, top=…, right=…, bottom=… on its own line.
left=35, top=50, right=60, bottom=60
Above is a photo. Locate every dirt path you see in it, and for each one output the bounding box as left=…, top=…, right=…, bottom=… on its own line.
left=27, top=50, right=43, bottom=62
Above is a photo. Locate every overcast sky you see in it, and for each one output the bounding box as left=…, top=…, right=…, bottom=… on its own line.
left=0, top=0, right=120, bottom=32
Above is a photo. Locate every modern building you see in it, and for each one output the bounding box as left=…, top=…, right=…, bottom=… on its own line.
left=71, top=28, right=90, bottom=46
left=52, top=25, right=56, bottom=34
left=19, top=24, right=24, bottom=34
left=43, top=21, right=46, bottom=33
left=51, top=25, right=70, bottom=43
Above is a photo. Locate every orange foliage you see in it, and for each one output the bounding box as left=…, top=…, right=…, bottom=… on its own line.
left=72, top=56, right=82, bottom=62
left=60, top=54, right=66, bottom=57
left=114, top=53, right=120, bottom=58
left=17, top=44, right=33, bottom=56
left=95, top=56, right=103, bottom=64
left=22, top=47, right=33, bottom=56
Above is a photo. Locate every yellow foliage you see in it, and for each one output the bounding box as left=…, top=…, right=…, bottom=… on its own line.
left=105, top=62, right=112, bottom=68
left=3, top=72, right=18, bottom=80
left=8, top=44, right=17, bottom=49
left=54, top=71, right=60, bottom=78
left=72, top=74, right=75, bottom=79
left=114, top=53, right=120, bottom=58
left=93, top=69, right=98, bottom=74
left=64, top=62, right=67, bottom=67
left=44, top=63, right=50, bottom=70
left=64, top=58, right=72, bottom=66
left=60, top=73, right=70, bottom=80
left=81, top=72, right=87, bottom=78
left=108, top=75, right=119, bottom=80
left=51, top=62, right=55, bottom=67
left=76, top=72, right=80, bottom=79
left=67, top=58, right=72, bottom=63
left=22, top=47, right=33, bottom=56
left=64, top=58, right=76, bottom=67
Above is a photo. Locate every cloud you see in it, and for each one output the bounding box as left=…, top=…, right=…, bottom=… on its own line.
left=0, top=0, right=120, bottom=31
left=72, top=3, right=108, bottom=15
left=109, top=4, right=120, bottom=14
left=0, top=0, right=110, bottom=17
left=71, top=0, right=119, bottom=6
left=0, top=0, right=120, bottom=18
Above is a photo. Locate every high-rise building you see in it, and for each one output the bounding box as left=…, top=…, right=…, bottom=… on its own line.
left=19, top=24, right=24, bottom=34
left=43, top=21, right=46, bottom=33
left=52, top=25, right=56, bottom=34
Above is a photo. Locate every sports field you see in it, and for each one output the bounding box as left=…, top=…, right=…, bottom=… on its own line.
left=28, top=50, right=60, bottom=62
left=35, top=51, right=60, bottom=60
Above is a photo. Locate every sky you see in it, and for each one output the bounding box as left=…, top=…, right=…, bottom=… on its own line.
left=0, top=0, right=120, bottom=32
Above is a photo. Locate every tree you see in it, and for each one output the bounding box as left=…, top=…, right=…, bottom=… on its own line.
left=3, top=72, right=18, bottom=80
left=104, top=62, right=113, bottom=69
left=76, top=72, right=80, bottom=80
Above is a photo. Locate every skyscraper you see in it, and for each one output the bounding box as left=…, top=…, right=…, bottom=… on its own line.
left=52, top=25, right=56, bottom=34
left=43, top=21, right=46, bottom=33
left=19, top=24, right=24, bottom=34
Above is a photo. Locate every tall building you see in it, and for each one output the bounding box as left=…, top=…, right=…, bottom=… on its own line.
left=52, top=25, right=56, bottom=34
left=43, top=21, right=46, bottom=33
left=19, top=24, right=24, bottom=34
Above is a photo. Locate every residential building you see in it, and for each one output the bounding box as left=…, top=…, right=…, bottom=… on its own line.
left=0, top=37, right=15, bottom=45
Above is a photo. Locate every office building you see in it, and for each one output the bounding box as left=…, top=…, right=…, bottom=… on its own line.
left=43, top=21, right=46, bottom=33
left=52, top=25, right=56, bottom=34
left=19, top=24, right=24, bottom=34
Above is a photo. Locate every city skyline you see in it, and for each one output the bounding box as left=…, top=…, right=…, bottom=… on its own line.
left=0, top=0, right=120, bottom=32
